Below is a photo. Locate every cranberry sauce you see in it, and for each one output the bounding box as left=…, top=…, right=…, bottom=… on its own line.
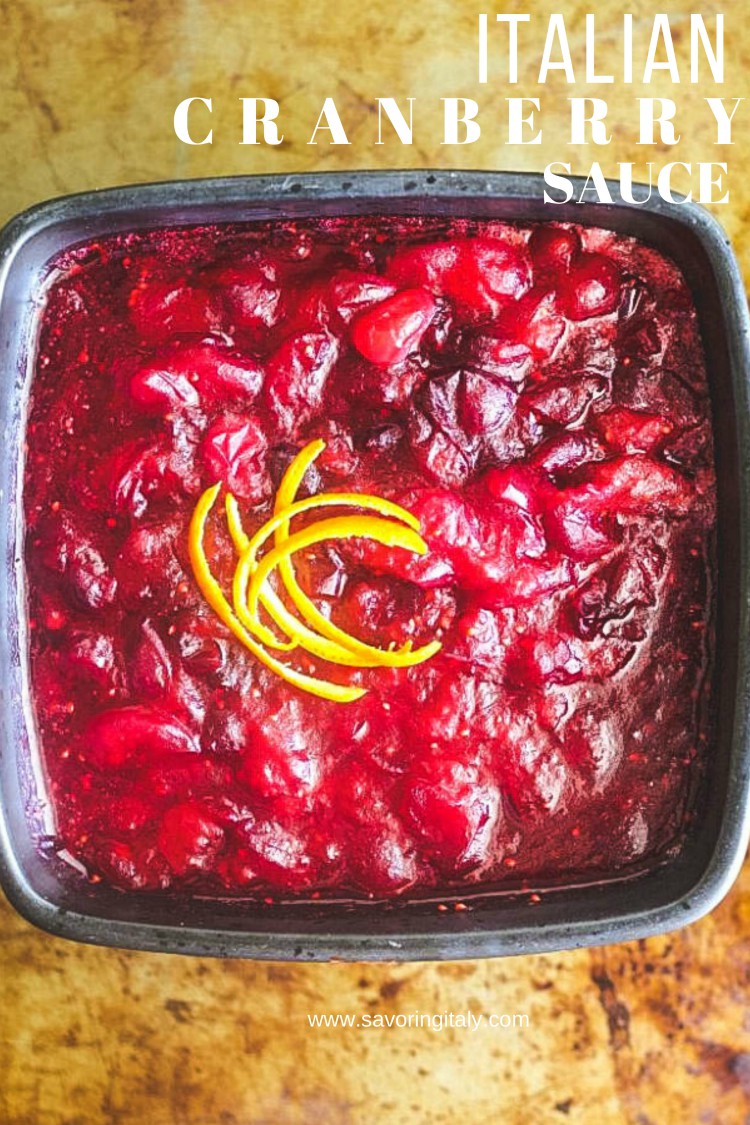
left=23, top=217, right=716, bottom=899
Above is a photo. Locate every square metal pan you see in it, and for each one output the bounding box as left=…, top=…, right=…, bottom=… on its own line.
left=0, top=170, right=748, bottom=960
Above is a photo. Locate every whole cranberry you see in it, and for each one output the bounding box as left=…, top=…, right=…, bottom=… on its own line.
left=388, top=238, right=531, bottom=322
left=140, top=754, right=233, bottom=801
left=62, top=629, right=118, bottom=690
left=544, top=494, right=618, bottom=562
left=238, top=818, right=318, bottom=891
left=238, top=700, right=321, bottom=804
left=106, top=795, right=160, bottom=837
left=564, top=711, right=623, bottom=791
left=465, top=336, right=533, bottom=383
left=328, top=270, right=398, bottom=324
left=452, top=605, right=506, bottom=669
left=67, top=542, right=118, bottom=611
left=352, top=355, right=427, bottom=408
left=463, top=238, right=531, bottom=312
left=314, top=423, right=359, bottom=477
left=387, top=239, right=461, bottom=293
left=172, top=611, right=228, bottom=679
left=351, top=288, right=437, bottom=366
left=410, top=426, right=471, bottom=490
left=129, top=277, right=223, bottom=343
left=129, top=365, right=201, bottom=414
left=157, top=800, right=225, bottom=875
left=348, top=822, right=419, bottom=896
left=458, top=370, right=516, bottom=440
left=264, top=332, right=339, bottom=434
left=494, top=714, right=571, bottom=818
left=201, top=414, right=270, bottom=502
left=130, top=621, right=173, bottom=699
left=130, top=343, right=263, bottom=414
left=505, top=633, right=585, bottom=688
left=594, top=407, right=673, bottom=454
left=497, top=287, right=566, bottom=359
left=531, top=431, right=606, bottom=475
left=525, top=373, right=606, bottom=427
left=403, top=754, right=501, bottom=873
left=201, top=706, right=248, bottom=756
left=115, top=522, right=184, bottom=604
left=528, top=225, right=581, bottom=277
left=83, top=705, right=198, bottom=770
left=90, top=839, right=171, bottom=891
left=202, top=260, right=282, bottom=332
left=108, top=439, right=184, bottom=518
left=563, top=253, right=621, bottom=320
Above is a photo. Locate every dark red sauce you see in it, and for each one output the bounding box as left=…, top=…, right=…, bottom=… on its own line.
left=23, top=217, right=716, bottom=898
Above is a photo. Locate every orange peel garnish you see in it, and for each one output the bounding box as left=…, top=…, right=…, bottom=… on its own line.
left=188, top=438, right=442, bottom=702
left=243, top=514, right=441, bottom=669
left=188, top=484, right=365, bottom=703
left=225, top=493, right=364, bottom=667
left=231, top=491, right=438, bottom=669
left=271, top=442, right=442, bottom=668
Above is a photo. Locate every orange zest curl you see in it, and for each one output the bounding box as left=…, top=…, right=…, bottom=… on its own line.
left=188, top=439, right=442, bottom=702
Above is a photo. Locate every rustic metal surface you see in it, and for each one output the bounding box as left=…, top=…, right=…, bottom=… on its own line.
left=2, top=1, right=750, bottom=1121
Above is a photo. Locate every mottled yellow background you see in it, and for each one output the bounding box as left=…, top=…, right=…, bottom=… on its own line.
left=2, top=2, right=750, bottom=1123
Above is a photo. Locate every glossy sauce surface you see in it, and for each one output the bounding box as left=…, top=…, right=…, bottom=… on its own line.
left=24, top=217, right=716, bottom=898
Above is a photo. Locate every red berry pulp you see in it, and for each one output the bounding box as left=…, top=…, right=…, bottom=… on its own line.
left=24, top=217, right=715, bottom=900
